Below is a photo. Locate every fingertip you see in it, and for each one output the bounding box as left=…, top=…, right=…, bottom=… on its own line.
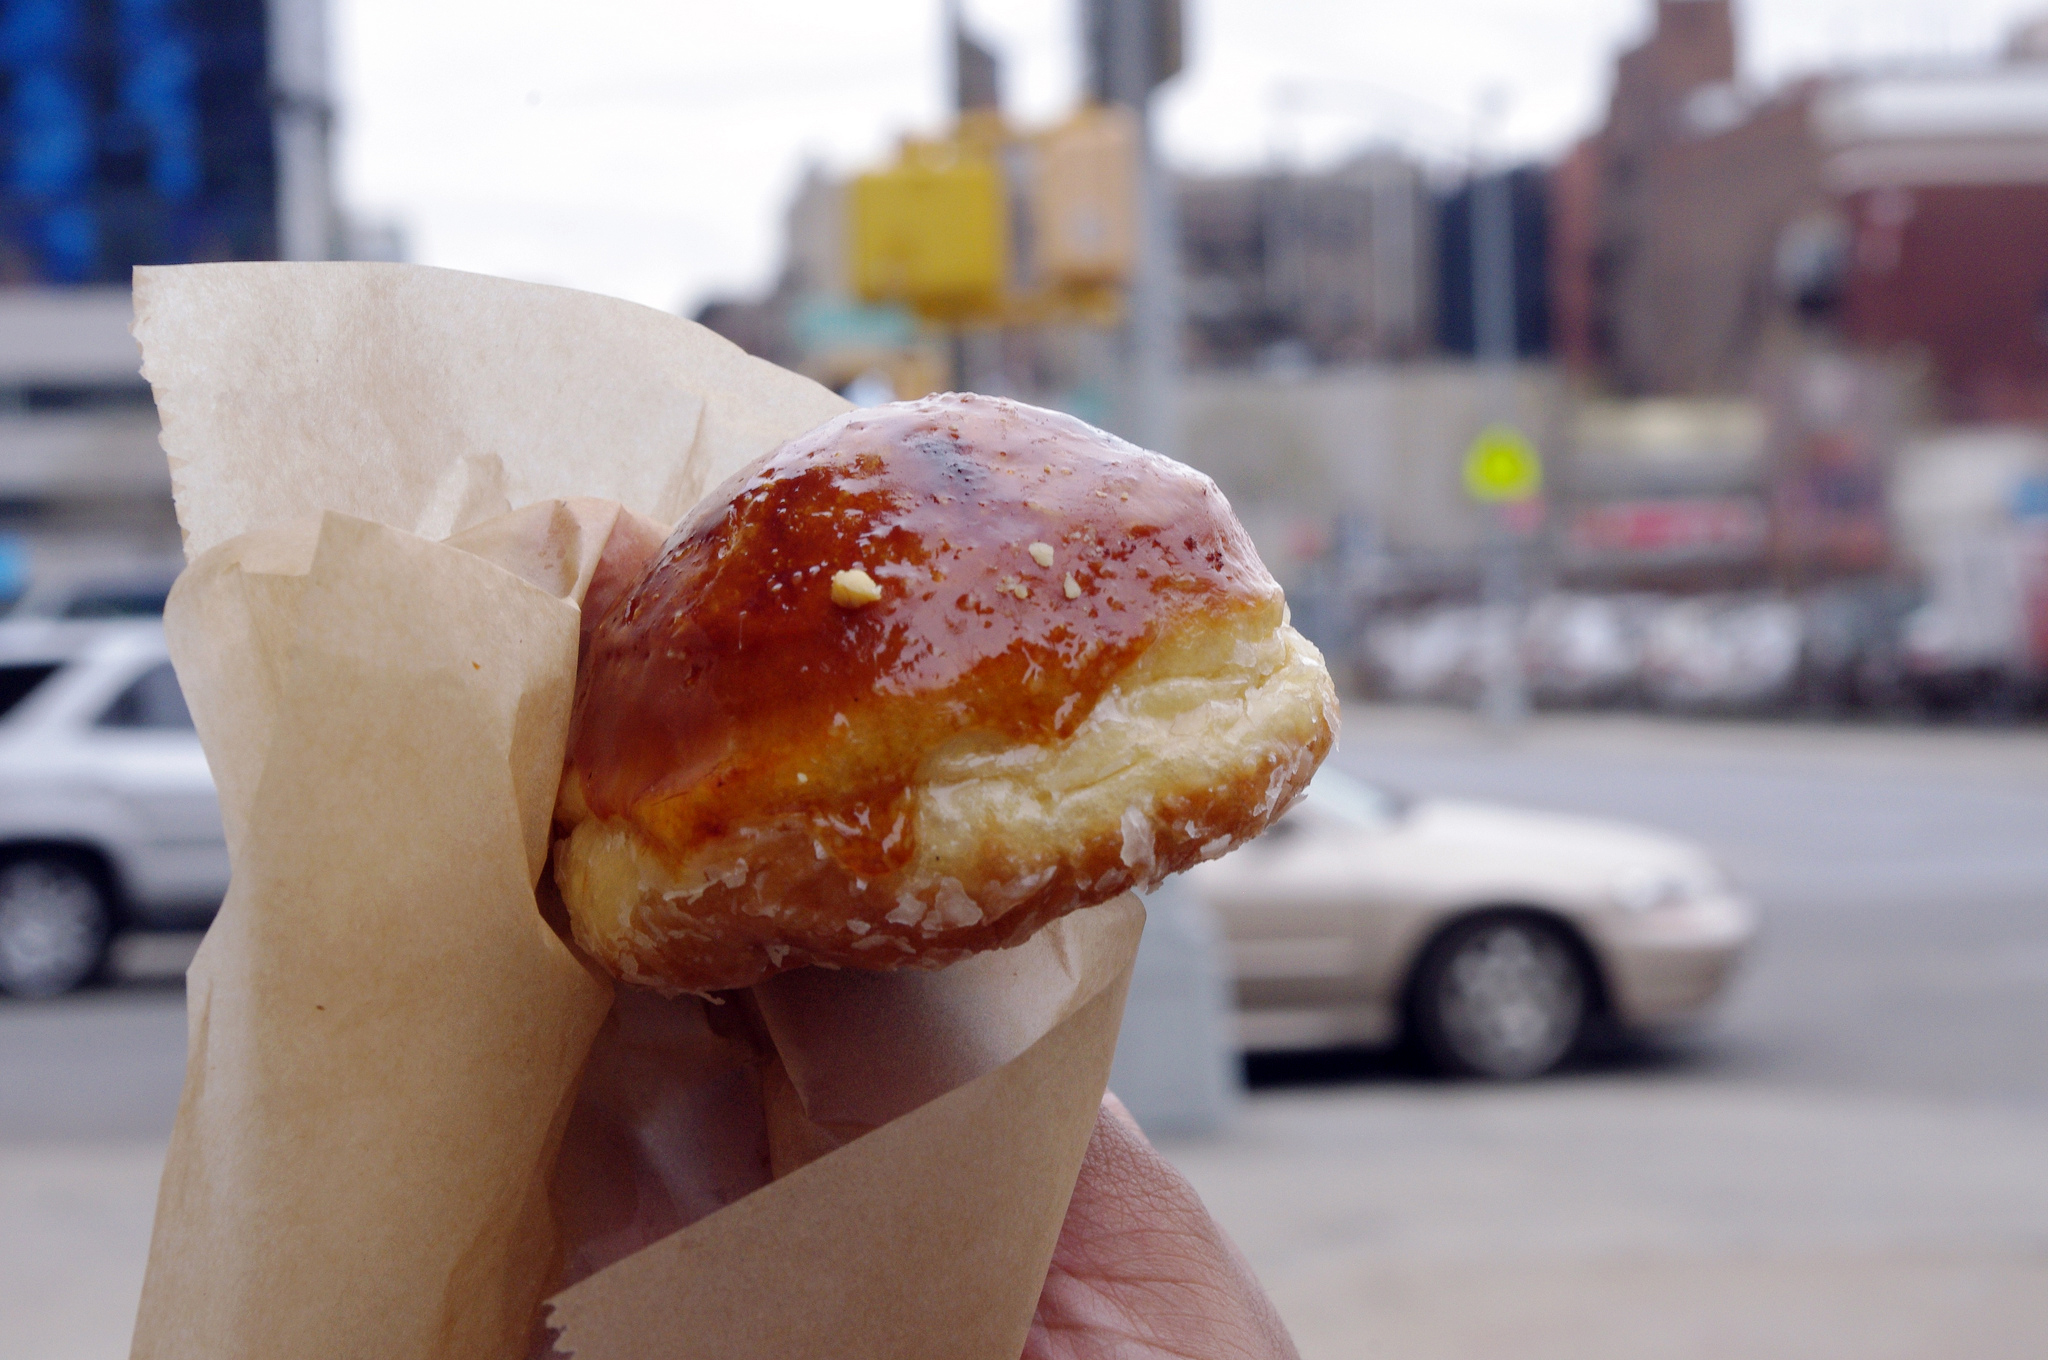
left=1100, top=1090, right=1150, bottom=1145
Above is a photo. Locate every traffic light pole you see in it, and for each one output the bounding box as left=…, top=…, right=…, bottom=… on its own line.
left=1103, top=0, right=1181, bottom=460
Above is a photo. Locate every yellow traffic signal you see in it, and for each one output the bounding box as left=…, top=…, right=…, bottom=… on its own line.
left=849, top=146, right=1007, bottom=320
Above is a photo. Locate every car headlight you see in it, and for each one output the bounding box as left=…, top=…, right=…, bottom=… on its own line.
left=1611, top=864, right=1719, bottom=912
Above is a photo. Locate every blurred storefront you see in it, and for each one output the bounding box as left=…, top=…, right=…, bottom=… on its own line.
left=1758, top=352, right=1905, bottom=587
left=1559, top=398, right=1769, bottom=589
left=1174, top=359, right=1566, bottom=589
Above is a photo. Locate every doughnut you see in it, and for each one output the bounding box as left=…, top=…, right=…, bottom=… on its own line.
left=554, top=393, right=1337, bottom=993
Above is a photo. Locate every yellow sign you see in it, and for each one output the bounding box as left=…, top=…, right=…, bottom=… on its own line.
left=849, top=150, right=1007, bottom=320
left=1463, top=424, right=1544, bottom=503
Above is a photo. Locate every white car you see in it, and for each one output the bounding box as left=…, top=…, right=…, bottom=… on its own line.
left=1185, top=767, right=1759, bottom=1078
left=0, top=620, right=226, bottom=997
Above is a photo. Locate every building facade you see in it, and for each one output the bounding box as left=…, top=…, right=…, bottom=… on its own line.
left=1434, top=164, right=1551, bottom=360
left=1820, top=68, right=2048, bottom=421
left=0, top=0, right=285, bottom=283
left=1556, top=0, right=2048, bottom=423
left=1178, top=153, right=1435, bottom=370
left=0, top=0, right=336, bottom=597
left=1551, top=0, right=1829, bottom=396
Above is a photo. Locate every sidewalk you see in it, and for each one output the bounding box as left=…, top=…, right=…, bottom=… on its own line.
left=1163, top=1079, right=2048, bottom=1360
left=11, top=1078, right=2048, bottom=1359
left=1, top=1141, right=162, bottom=1360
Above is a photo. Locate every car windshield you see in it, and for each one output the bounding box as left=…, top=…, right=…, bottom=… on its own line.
left=61, top=586, right=172, bottom=620
left=1296, top=767, right=1405, bottom=828
left=98, top=662, right=194, bottom=730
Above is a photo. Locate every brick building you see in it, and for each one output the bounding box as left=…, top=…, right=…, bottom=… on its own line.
left=1552, top=0, right=1826, bottom=396
left=1556, top=0, right=2048, bottom=422
left=1820, top=70, right=2048, bottom=421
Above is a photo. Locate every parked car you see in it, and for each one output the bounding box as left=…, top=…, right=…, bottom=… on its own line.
left=0, top=620, right=225, bottom=997
left=1521, top=592, right=1655, bottom=707
left=1641, top=594, right=1804, bottom=711
left=1184, top=766, right=1757, bottom=1079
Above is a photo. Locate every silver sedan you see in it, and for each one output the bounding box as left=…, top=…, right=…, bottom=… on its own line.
left=1183, top=767, right=1758, bottom=1078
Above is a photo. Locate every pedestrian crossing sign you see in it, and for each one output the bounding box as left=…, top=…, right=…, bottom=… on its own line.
left=1463, top=424, right=1544, bottom=504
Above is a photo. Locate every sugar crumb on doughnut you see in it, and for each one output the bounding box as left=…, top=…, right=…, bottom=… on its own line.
left=829, top=567, right=882, bottom=608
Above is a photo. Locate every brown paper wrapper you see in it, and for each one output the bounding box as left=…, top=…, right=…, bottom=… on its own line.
left=125, top=263, right=1144, bottom=1360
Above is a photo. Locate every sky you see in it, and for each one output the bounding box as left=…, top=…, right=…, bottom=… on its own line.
left=332, top=0, right=2048, bottom=316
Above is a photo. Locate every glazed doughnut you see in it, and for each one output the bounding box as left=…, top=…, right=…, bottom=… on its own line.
left=554, top=394, right=1337, bottom=993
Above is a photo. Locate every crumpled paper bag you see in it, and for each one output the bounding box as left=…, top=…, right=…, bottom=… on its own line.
left=125, top=263, right=1143, bottom=1360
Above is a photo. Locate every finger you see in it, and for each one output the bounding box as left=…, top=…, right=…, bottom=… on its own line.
left=1099, top=1089, right=1146, bottom=1143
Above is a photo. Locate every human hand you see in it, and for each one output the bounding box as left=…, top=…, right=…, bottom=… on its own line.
left=1024, top=1094, right=1299, bottom=1360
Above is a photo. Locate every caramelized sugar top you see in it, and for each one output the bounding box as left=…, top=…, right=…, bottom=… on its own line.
left=568, top=393, right=1279, bottom=873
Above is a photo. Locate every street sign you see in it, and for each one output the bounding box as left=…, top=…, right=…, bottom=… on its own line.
left=1032, top=105, right=1138, bottom=289
left=1463, top=424, right=1544, bottom=504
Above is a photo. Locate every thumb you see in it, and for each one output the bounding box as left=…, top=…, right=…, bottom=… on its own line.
left=1028, top=1093, right=1299, bottom=1360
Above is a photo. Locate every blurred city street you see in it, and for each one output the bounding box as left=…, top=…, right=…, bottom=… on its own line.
left=1175, top=705, right=2048, bottom=1359
left=6, top=0, right=2048, bottom=1353
left=6, top=706, right=2046, bottom=1358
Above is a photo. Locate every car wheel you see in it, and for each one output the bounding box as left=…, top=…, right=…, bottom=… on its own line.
left=1410, top=914, right=1590, bottom=1079
left=0, top=856, right=114, bottom=999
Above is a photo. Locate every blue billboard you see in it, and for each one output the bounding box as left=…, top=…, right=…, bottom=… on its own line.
left=0, top=0, right=274, bottom=284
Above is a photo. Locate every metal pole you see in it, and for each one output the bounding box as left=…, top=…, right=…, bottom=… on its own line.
left=1106, top=0, right=1180, bottom=459
left=1472, top=91, right=1526, bottom=729
left=268, top=0, right=335, bottom=260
